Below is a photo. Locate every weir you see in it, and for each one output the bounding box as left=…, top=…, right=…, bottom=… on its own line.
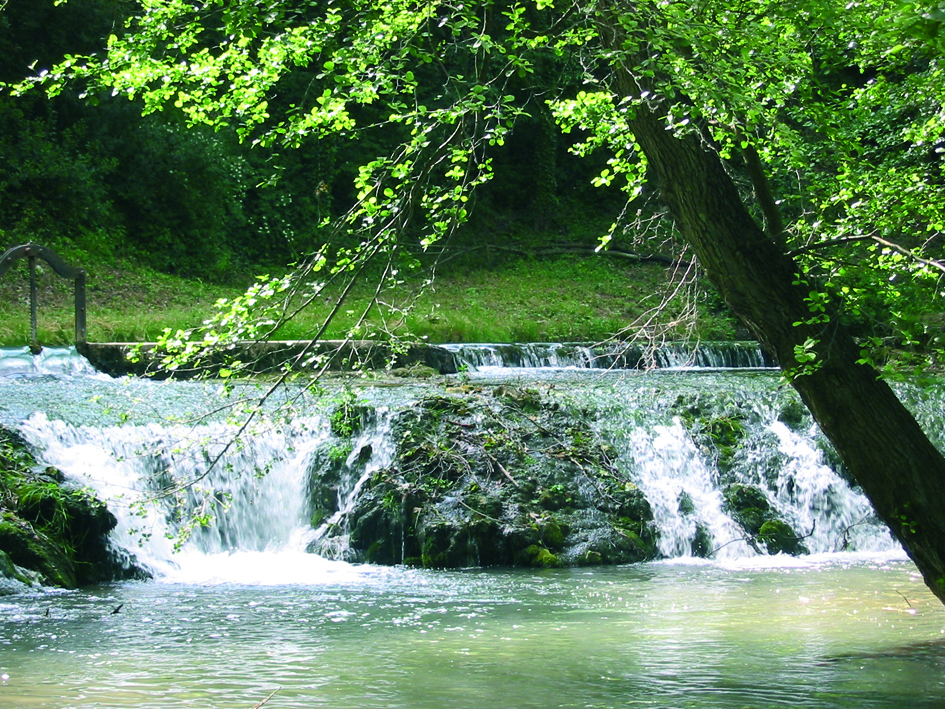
left=443, top=340, right=775, bottom=370
left=0, top=346, right=904, bottom=580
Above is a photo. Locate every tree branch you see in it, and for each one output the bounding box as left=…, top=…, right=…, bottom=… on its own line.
left=788, top=234, right=945, bottom=274
left=739, top=139, right=786, bottom=248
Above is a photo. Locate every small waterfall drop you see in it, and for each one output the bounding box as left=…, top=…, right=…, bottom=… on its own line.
left=623, top=420, right=753, bottom=559
left=593, top=383, right=896, bottom=560
left=442, top=341, right=773, bottom=371
left=443, top=342, right=596, bottom=369
left=763, top=421, right=890, bottom=552
left=307, top=408, right=397, bottom=559
left=0, top=345, right=103, bottom=378
left=17, top=410, right=398, bottom=583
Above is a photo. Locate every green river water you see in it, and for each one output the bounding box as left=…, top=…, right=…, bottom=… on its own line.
left=2, top=556, right=943, bottom=708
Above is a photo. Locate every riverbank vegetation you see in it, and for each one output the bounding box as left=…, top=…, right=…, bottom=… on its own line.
left=1, top=0, right=938, bottom=359
left=0, top=251, right=738, bottom=346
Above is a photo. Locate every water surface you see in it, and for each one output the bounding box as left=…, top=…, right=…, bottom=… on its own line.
left=2, top=554, right=943, bottom=709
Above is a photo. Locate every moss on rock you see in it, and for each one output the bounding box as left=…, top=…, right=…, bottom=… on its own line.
left=758, top=520, right=808, bottom=555
left=0, top=426, right=147, bottom=589
left=723, top=483, right=808, bottom=556
left=321, top=386, right=659, bottom=568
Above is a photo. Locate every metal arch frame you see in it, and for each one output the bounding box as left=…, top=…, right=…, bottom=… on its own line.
left=0, top=243, right=87, bottom=352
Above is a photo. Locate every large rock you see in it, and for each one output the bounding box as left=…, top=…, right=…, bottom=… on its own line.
left=311, top=386, right=659, bottom=568
left=0, top=427, right=149, bottom=588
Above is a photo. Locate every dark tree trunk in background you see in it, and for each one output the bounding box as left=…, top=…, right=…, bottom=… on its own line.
left=616, top=76, right=945, bottom=604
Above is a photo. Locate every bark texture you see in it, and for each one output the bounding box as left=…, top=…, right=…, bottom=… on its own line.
left=615, top=75, right=945, bottom=603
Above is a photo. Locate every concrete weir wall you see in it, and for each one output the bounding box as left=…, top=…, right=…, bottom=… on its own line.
left=78, top=340, right=462, bottom=378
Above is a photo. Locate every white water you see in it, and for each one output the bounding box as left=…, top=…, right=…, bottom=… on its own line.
left=3, top=347, right=944, bottom=709
left=621, top=421, right=754, bottom=559
left=0, top=346, right=901, bottom=584
left=443, top=341, right=774, bottom=371
left=0, top=345, right=104, bottom=378
left=765, top=421, right=888, bottom=552
left=16, top=393, right=897, bottom=582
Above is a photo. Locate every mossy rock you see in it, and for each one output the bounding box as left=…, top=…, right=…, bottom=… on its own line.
left=612, top=485, right=654, bottom=522
left=0, top=425, right=142, bottom=588
left=0, top=548, right=37, bottom=593
left=537, top=484, right=574, bottom=510
left=777, top=400, right=808, bottom=431
left=518, top=545, right=563, bottom=568
left=492, top=385, right=543, bottom=411
left=724, top=484, right=770, bottom=513
left=329, top=403, right=372, bottom=437
left=705, top=416, right=746, bottom=449
left=734, top=507, right=768, bottom=536
left=533, top=516, right=567, bottom=550
left=691, top=523, right=713, bottom=558
left=576, top=550, right=603, bottom=566
left=758, top=520, right=808, bottom=556
left=329, top=388, right=660, bottom=569
left=677, top=491, right=696, bottom=516
left=390, top=365, right=439, bottom=379
left=0, top=513, right=78, bottom=588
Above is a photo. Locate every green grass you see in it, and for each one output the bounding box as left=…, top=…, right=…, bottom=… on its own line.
left=0, top=258, right=245, bottom=345
left=0, top=252, right=738, bottom=347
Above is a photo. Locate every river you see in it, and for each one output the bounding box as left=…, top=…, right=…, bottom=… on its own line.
left=1, top=346, right=944, bottom=708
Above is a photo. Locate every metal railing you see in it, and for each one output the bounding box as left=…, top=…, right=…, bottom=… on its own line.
left=0, top=243, right=86, bottom=353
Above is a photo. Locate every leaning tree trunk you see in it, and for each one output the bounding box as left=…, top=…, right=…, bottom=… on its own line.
left=616, top=80, right=945, bottom=604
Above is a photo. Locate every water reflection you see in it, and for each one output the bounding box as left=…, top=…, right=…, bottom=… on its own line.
left=1, top=556, right=944, bottom=708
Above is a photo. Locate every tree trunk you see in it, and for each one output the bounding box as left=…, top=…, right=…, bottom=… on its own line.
left=618, top=81, right=945, bottom=604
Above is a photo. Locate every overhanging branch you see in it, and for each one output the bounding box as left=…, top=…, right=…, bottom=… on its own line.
left=788, top=234, right=945, bottom=274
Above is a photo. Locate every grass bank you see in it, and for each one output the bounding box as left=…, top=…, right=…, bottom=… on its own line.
left=0, top=252, right=738, bottom=347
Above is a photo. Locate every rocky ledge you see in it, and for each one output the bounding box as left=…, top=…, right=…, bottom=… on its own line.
left=306, top=385, right=810, bottom=569
left=0, top=427, right=148, bottom=593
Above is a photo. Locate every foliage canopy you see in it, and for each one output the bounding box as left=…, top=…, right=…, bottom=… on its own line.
left=9, top=0, right=941, bottom=370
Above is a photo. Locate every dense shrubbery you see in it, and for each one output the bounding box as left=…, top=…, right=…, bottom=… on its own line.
left=0, top=0, right=627, bottom=283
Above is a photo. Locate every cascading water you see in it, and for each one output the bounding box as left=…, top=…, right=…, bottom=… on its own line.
left=443, top=340, right=775, bottom=371
left=2, top=346, right=943, bottom=709
left=758, top=423, right=863, bottom=549
left=618, top=421, right=754, bottom=559
left=0, top=345, right=907, bottom=583
left=306, top=407, right=397, bottom=560
left=16, top=406, right=399, bottom=583
left=0, top=345, right=104, bottom=378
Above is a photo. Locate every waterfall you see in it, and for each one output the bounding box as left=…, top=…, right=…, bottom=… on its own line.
left=307, top=408, right=397, bottom=560
left=442, top=342, right=597, bottom=369
left=442, top=341, right=773, bottom=371
left=0, top=345, right=103, bottom=378
left=620, top=421, right=754, bottom=559
left=591, top=382, right=896, bottom=559
left=4, top=346, right=908, bottom=578
left=17, top=410, right=397, bottom=583
left=763, top=421, right=889, bottom=552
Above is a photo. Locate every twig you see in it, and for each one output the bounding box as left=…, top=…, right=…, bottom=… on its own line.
left=483, top=450, right=519, bottom=487
left=788, top=233, right=945, bottom=274
left=252, top=687, right=281, bottom=708
left=832, top=516, right=872, bottom=552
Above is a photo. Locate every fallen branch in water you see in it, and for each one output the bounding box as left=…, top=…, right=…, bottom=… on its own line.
left=252, top=687, right=281, bottom=708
